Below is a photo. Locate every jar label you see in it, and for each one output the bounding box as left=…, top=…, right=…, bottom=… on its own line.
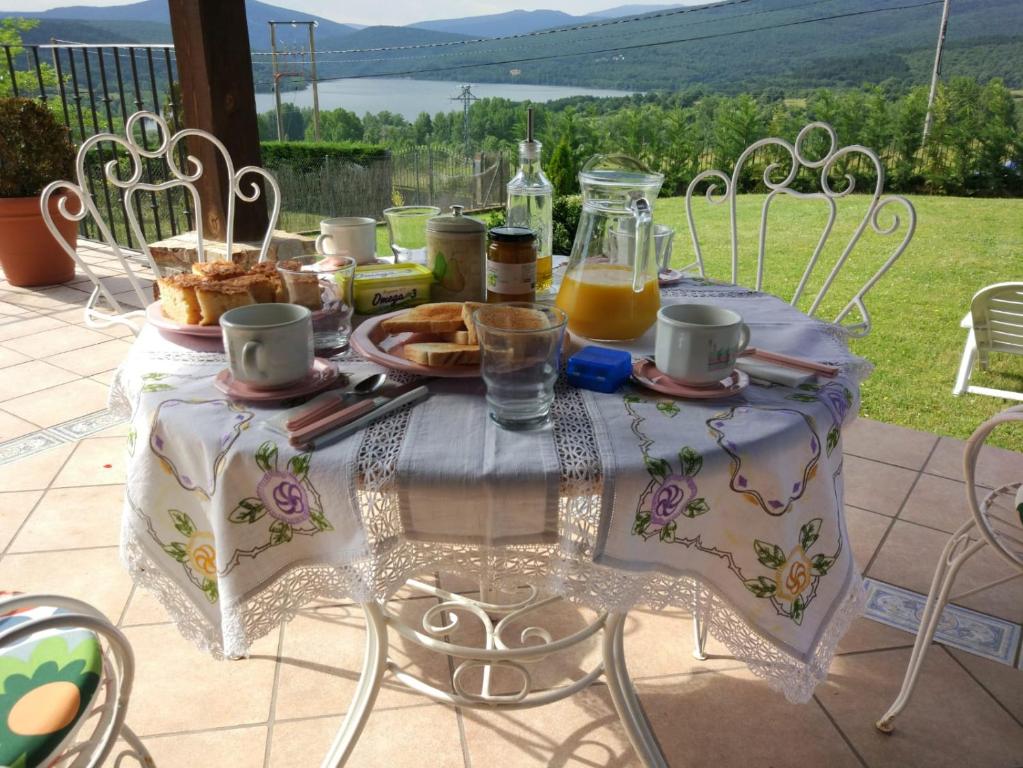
left=486, top=260, right=536, bottom=295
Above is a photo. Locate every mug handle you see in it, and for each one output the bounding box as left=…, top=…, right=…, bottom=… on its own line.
left=241, top=340, right=264, bottom=380
left=736, top=323, right=751, bottom=355
left=315, top=233, right=332, bottom=255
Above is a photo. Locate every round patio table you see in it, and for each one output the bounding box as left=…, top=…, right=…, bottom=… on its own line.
left=111, top=278, right=869, bottom=767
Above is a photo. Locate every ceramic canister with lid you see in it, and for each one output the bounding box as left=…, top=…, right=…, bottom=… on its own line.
left=425, top=205, right=486, bottom=302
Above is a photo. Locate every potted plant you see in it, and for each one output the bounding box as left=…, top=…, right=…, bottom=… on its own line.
left=0, top=97, right=77, bottom=286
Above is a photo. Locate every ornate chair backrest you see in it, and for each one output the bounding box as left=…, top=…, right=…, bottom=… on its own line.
left=964, top=404, right=1023, bottom=571
left=969, top=282, right=1023, bottom=359
left=683, top=122, right=916, bottom=337
left=40, top=111, right=281, bottom=332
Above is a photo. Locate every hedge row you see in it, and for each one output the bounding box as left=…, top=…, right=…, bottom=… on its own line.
left=259, top=141, right=389, bottom=172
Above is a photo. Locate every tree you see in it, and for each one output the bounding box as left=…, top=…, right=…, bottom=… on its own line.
left=0, top=19, right=59, bottom=102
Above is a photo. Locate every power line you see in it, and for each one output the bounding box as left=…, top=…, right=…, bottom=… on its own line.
left=249, top=0, right=756, bottom=57
left=254, top=0, right=945, bottom=83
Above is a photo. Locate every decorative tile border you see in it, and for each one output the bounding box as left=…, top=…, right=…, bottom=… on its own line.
left=863, top=577, right=1022, bottom=667
left=0, top=409, right=126, bottom=465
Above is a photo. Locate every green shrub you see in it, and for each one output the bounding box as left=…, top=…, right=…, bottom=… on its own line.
left=0, top=97, right=75, bottom=197
left=482, top=194, right=582, bottom=256
left=260, top=141, right=389, bottom=172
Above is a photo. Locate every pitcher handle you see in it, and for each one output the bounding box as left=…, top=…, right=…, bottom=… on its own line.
left=630, top=197, right=653, bottom=293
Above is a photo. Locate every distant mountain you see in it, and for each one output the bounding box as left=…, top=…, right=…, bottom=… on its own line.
left=590, top=4, right=687, bottom=18
left=18, top=18, right=173, bottom=45
left=1, top=0, right=357, bottom=51
left=411, top=10, right=598, bottom=38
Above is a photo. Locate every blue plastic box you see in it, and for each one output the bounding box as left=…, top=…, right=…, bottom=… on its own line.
left=566, top=346, right=634, bottom=393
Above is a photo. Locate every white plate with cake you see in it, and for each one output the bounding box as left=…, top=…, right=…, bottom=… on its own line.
left=149, top=259, right=326, bottom=337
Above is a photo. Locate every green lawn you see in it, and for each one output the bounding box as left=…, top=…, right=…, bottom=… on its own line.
left=655, top=194, right=1023, bottom=451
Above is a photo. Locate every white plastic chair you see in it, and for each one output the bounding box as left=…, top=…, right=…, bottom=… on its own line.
left=0, top=593, right=154, bottom=766
left=40, top=111, right=281, bottom=334
left=876, top=405, right=1023, bottom=733
left=953, top=282, right=1023, bottom=401
left=683, top=122, right=916, bottom=338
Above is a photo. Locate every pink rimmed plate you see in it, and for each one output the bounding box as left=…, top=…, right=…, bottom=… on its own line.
left=632, top=359, right=749, bottom=399
left=214, top=358, right=340, bottom=402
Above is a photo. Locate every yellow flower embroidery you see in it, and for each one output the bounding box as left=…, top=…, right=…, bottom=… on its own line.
left=774, top=546, right=813, bottom=602
left=186, top=531, right=217, bottom=577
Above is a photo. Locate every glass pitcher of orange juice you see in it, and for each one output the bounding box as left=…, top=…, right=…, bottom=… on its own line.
left=555, top=155, right=664, bottom=341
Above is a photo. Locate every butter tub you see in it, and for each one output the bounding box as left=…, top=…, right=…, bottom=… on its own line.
left=353, top=263, right=433, bottom=315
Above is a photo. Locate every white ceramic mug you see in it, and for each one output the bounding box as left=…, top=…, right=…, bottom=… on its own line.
left=655, top=303, right=750, bottom=385
left=315, top=217, right=376, bottom=264
left=221, top=304, right=314, bottom=389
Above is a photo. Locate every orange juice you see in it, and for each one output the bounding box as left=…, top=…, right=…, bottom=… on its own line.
left=556, top=264, right=660, bottom=340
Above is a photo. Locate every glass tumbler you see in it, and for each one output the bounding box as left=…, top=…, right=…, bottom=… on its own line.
left=277, top=255, right=356, bottom=357
left=383, top=206, right=440, bottom=264
left=474, top=303, right=567, bottom=431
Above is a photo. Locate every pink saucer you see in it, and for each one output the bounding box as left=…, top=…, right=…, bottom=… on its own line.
left=632, top=359, right=749, bottom=399
left=214, top=358, right=340, bottom=401
left=658, top=268, right=688, bottom=286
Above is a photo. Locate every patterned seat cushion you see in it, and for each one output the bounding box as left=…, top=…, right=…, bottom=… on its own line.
left=0, top=594, right=103, bottom=768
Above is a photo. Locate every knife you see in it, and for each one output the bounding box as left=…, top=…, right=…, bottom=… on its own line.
left=290, top=384, right=431, bottom=450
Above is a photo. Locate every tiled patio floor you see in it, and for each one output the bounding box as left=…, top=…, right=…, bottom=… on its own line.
left=1, top=244, right=1021, bottom=767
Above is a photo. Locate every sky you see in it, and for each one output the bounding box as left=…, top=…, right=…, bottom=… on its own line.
left=4, top=0, right=706, bottom=27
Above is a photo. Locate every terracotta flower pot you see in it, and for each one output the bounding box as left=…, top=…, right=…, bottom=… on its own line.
left=0, top=195, right=77, bottom=287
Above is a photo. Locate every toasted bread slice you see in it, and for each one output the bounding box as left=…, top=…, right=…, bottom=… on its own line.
left=475, top=304, right=549, bottom=331
left=194, top=282, right=254, bottom=325
left=191, top=261, right=245, bottom=281
left=461, top=301, right=484, bottom=345
left=403, top=342, right=480, bottom=367
left=382, top=302, right=466, bottom=334
left=157, top=274, right=205, bottom=325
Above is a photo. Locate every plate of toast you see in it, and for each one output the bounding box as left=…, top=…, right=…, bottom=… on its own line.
left=147, top=259, right=324, bottom=336
left=350, top=301, right=485, bottom=377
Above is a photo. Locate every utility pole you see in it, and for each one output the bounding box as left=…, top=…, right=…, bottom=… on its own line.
left=268, top=20, right=321, bottom=141
left=922, top=0, right=951, bottom=146
left=451, top=84, right=478, bottom=157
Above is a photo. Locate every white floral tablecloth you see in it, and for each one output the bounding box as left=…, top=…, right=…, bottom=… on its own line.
left=113, top=279, right=869, bottom=703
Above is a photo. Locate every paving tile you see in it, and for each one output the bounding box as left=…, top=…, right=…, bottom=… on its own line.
left=867, top=519, right=1023, bottom=624
left=0, top=545, right=133, bottom=620
left=2, top=379, right=111, bottom=428
left=845, top=505, right=892, bottom=570
left=268, top=706, right=464, bottom=768
left=3, top=324, right=113, bottom=358
left=461, top=685, right=638, bottom=767
left=0, top=344, right=30, bottom=369
left=48, top=338, right=133, bottom=376
left=90, top=370, right=119, bottom=386
left=844, top=417, right=939, bottom=470
left=0, top=490, right=42, bottom=551
left=1, top=285, right=91, bottom=312
left=0, top=359, right=80, bottom=401
left=9, top=484, right=124, bottom=552
left=135, top=725, right=267, bottom=767
left=948, top=647, right=1023, bottom=722
left=926, top=435, right=1023, bottom=489
left=90, top=419, right=132, bottom=438
left=0, top=408, right=40, bottom=441
left=898, top=472, right=978, bottom=533
left=0, top=300, right=31, bottom=317
left=0, top=314, right=67, bottom=342
left=0, top=442, right=75, bottom=491
left=817, top=647, right=1023, bottom=767
left=51, top=436, right=127, bottom=487
left=625, top=606, right=747, bottom=680
left=836, top=616, right=915, bottom=655
left=275, top=599, right=452, bottom=720
left=120, top=585, right=172, bottom=627
left=123, top=622, right=280, bottom=735
left=843, top=455, right=917, bottom=516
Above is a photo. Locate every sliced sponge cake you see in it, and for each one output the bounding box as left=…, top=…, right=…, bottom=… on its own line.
left=157, top=273, right=205, bottom=325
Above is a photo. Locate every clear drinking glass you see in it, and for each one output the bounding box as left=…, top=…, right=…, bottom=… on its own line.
left=276, top=255, right=356, bottom=357
left=383, top=206, right=440, bottom=264
left=474, top=303, right=567, bottom=431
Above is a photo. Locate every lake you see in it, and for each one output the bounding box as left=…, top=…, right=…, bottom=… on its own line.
left=254, top=77, right=634, bottom=120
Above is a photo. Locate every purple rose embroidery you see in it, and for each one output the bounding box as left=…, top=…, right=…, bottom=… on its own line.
left=650, top=474, right=697, bottom=526
left=819, top=384, right=850, bottom=424
left=257, top=470, right=310, bottom=525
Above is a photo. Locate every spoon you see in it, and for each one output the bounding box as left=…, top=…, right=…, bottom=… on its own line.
left=286, top=372, right=388, bottom=431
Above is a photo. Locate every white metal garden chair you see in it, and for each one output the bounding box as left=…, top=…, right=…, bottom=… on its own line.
left=0, top=592, right=154, bottom=766
left=682, top=121, right=916, bottom=338
left=952, top=282, right=1023, bottom=401
left=40, top=111, right=281, bottom=334
left=875, top=405, right=1023, bottom=733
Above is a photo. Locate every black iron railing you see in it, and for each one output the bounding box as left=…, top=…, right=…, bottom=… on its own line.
left=2, top=42, right=193, bottom=247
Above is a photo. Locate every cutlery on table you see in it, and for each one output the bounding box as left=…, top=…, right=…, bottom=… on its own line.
left=291, top=384, right=431, bottom=450
left=740, top=348, right=839, bottom=377
left=284, top=372, right=389, bottom=431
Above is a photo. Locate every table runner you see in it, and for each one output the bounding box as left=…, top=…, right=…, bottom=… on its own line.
left=113, top=279, right=868, bottom=702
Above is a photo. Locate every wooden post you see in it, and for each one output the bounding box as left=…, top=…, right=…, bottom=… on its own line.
left=168, top=0, right=267, bottom=242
